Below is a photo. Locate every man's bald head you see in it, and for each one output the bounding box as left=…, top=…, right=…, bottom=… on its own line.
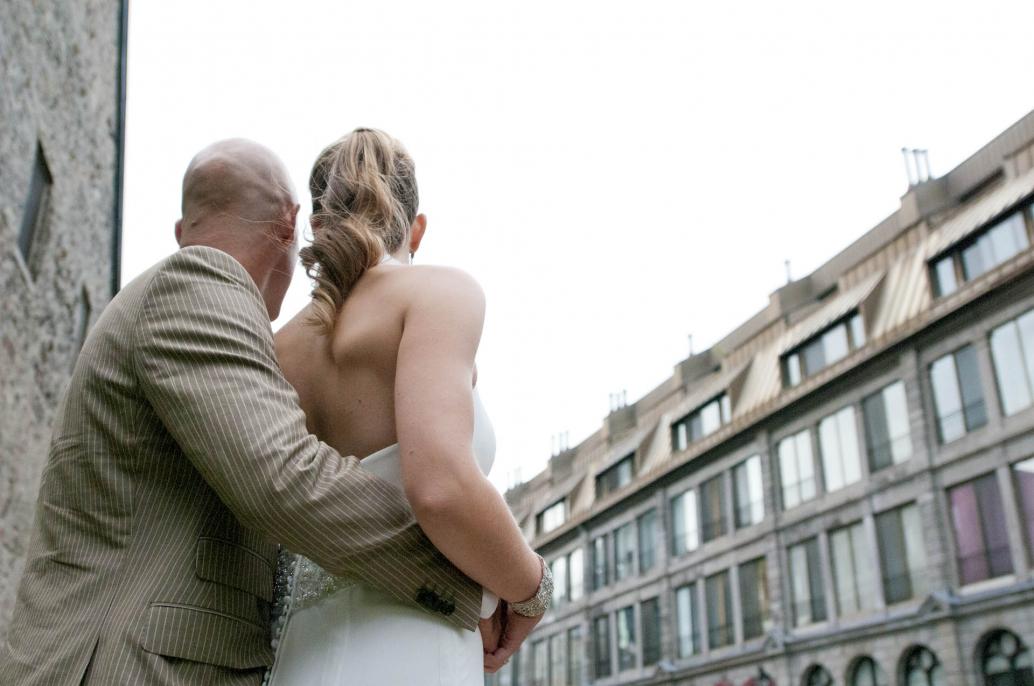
left=175, top=138, right=301, bottom=321
left=180, top=138, right=297, bottom=232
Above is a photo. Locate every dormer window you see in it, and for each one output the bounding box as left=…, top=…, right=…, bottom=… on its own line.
left=783, top=313, right=865, bottom=387
left=671, top=393, right=732, bottom=452
left=596, top=454, right=634, bottom=499
left=536, top=499, right=566, bottom=535
left=931, top=209, right=1031, bottom=298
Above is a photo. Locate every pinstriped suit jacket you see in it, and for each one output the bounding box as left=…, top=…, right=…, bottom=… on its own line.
left=0, top=246, right=481, bottom=685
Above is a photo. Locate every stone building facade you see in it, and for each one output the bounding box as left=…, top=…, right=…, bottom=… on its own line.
left=0, top=0, right=126, bottom=638
left=495, top=111, right=1034, bottom=686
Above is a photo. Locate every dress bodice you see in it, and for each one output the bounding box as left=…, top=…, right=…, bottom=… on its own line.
left=268, top=389, right=498, bottom=663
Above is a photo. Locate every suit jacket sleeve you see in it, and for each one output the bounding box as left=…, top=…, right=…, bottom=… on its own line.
left=133, top=248, right=482, bottom=630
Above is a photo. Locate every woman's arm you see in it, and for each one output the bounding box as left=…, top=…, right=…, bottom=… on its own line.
left=395, top=266, right=542, bottom=603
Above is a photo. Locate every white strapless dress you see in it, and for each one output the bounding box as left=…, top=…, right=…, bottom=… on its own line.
left=265, top=390, right=498, bottom=686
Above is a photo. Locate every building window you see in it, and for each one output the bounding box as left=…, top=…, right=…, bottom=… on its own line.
left=738, top=557, right=771, bottom=640
left=949, top=473, right=1014, bottom=585
left=550, top=555, right=568, bottom=608
left=902, top=646, right=945, bottom=686
left=671, top=393, right=732, bottom=451
left=641, top=597, right=661, bottom=667
left=1014, top=458, right=1034, bottom=564
left=804, top=665, right=834, bottom=686
left=849, top=656, right=888, bottom=686
left=596, top=454, right=634, bottom=499
left=829, top=521, right=876, bottom=616
left=549, top=632, right=566, bottom=686
left=537, top=500, right=567, bottom=535
left=705, top=570, right=733, bottom=649
left=932, top=211, right=1031, bottom=297
left=637, top=509, right=657, bottom=574
left=784, top=312, right=866, bottom=387
left=19, top=142, right=54, bottom=278
left=700, top=474, right=727, bottom=542
left=733, top=455, right=765, bottom=529
left=981, top=629, right=1034, bottom=686
left=778, top=429, right=816, bottom=510
left=531, top=638, right=548, bottom=686
left=593, top=615, right=611, bottom=679
left=567, top=626, right=584, bottom=686
left=875, top=503, right=927, bottom=604
left=670, top=488, right=699, bottom=555
left=862, top=381, right=912, bottom=472
left=616, top=605, right=637, bottom=672
left=990, top=308, right=1034, bottom=417
left=788, top=538, right=826, bottom=627
left=592, top=535, right=609, bottom=590
left=930, top=345, right=988, bottom=443
left=569, top=548, right=584, bottom=602
left=674, top=583, right=699, bottom=658
left=613, top=521, right=636, bottom=583
left=818, top=405, right=862, bottom=493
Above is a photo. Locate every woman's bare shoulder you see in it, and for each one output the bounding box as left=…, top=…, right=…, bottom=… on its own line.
left=393, top=264, right=485, bottom=315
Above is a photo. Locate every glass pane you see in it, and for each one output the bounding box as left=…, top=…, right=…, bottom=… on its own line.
left=988, top=212, right=1029, bottom=264
left=930, top=354, right=965, bottom=442
left=824, top=323, right=850, bottom=365
left=992, top=320, right=1034, bottom=416
left=850, top=313, right=866, bottom=348
left=613, top=522, right=636, bottom=582
left=567, top=627, right=583, bottom=686
left=790, top=541, right=820, bottom=626
left=1015, top=458, right=1034, bottom=564
left=820, top=414, right=846, bottom=492
left=593, top=536, right=608, bottom=589
left=675, top=584, right=698, bottom=657
left=700, top=399, right=722, bottom=437
left=803, top=337, right=826, bottom=376
left=594, top=616, right=611, bottom=678
left=863, top=389, right=893, bottom=471
left=638, top=509, right=657, bottom=574
left=1019, top=311, right=1034, bottom=398
left=735, top=455, right=765, bottom=528
left=739, top=558, right=770, bottom=639
left=705, top=571, right=733, bottom=648
left=671, top=490, right=698, bottom=555
left=949, top=474, right=1012, bottom=584
left=701, top=475, right=727, bottom=542
left=532, top=639, right=548, bottom=686
left=806, top=539, right=827, bottom=622
left=788, top=353, right=803, bottom=386
left=963, top=233, right=994, bottom=280
left=934, top=255, right=958, bottom=297
left=616, top=606, right=636, bottom=671
left=819, top=407, right=861, bottom=493
left=569, top=548, right=584, bottom=601
left=900, top=504, right=928, bottom=599
left=884, top=381, right=912, bottom=463
left=779, top=436, right=801, bottom=509
left=976, top=473, right=1014, bottom=578
left=720, top=394, right=732, bottom=424
left=641, top=598, right=661, bottom=666
left=551, top=556, right=568, bottom=606
left=797, top=431, right=817, bottom=502
left=956, top=345, right=988, bottom=431
left=549, top=633, right=565, bottom=686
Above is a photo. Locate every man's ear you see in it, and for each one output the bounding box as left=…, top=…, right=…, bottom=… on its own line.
left=274, top=204, right=301, bottom=246
left=175, top=219, right=183, bottom=246
left=409, top=213, right=427, bottom=255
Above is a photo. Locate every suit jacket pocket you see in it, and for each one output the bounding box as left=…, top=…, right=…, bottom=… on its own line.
left=140, top=602, right=273, bottom=669
left=195, top=536, right=275, bottom=602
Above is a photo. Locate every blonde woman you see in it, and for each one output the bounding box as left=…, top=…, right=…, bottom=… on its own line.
left=267, top=129, right=549, bottom=684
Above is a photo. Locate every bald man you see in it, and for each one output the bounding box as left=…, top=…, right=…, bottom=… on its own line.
left=0, top=140, right=482, bottom=685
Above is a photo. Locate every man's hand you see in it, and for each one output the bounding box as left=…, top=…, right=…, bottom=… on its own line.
left=479, top=602, right=506, bottom=659
left=484, top=604, right=543, bottom=673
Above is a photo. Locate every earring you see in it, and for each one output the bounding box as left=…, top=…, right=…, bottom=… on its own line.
left=409, top=251, right=415, bottom=264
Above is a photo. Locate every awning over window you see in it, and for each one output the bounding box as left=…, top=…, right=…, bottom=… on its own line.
left=777, top=271, right=884, bottom=356
left=925, top=166, right=1034, bottom=260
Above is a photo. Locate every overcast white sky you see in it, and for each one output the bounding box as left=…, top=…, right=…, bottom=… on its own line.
left=123, top=0, right=1034, bottom=490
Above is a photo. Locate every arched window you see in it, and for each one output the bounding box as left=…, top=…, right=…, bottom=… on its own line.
left=849, top=656, right=888, bottom=686
left=803, top=665, right=834, bottom=686
left=981, top=630, right=1034, bottom=686
left=902, top=646, right=944, bottom=686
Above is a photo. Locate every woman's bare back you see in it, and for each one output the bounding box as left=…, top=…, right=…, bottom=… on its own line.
left=276, top=260, right=420, bottom=459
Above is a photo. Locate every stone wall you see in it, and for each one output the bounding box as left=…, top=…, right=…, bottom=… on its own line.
left=0, top=0, right=123, bottom=639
